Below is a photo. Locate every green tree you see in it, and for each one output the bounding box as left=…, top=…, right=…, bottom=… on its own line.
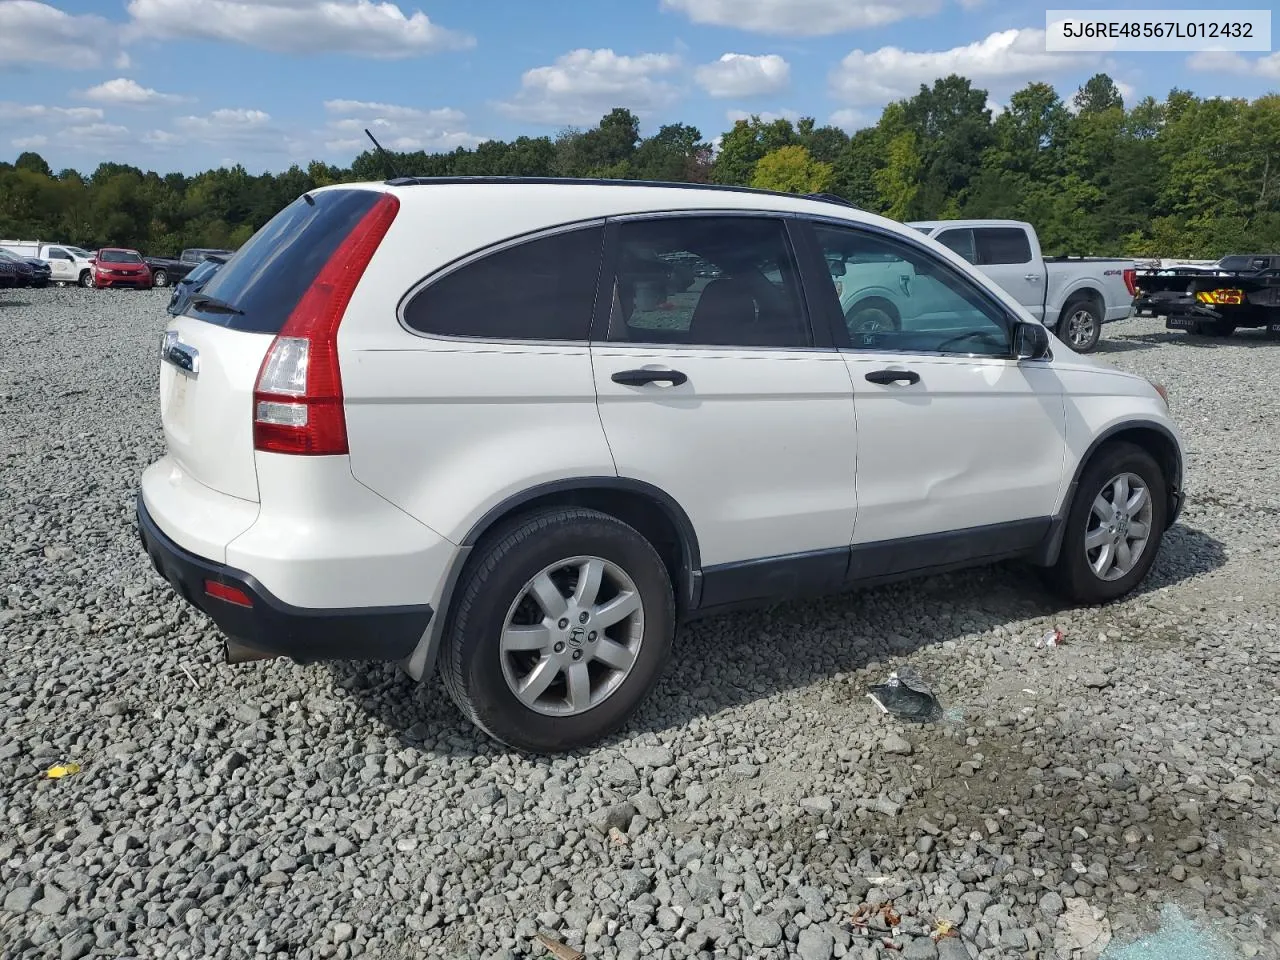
left=15, top=151, right=52, bottom=177
left=872, top=131, right=923, bottom=220
left=711, top=115, right=798, bottom=185
left=751, top=145, right=833, bottom=193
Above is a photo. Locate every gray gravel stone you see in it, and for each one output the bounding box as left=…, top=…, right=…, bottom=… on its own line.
left=743, top=913, right=783, bottom=948
left=798, top=926, right=835, bottom=960
left=0, top=300, right=1276, bottom=957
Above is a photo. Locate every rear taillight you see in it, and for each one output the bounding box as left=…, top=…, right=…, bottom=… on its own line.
left=252, top=192, right=399, bottom=455
left=1123, top=268, right=1137, bottom=297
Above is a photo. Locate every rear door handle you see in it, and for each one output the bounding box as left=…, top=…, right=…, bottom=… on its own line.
left=865, top=369, right=920, bottom=386
left=611, top=368, right=688, bottom=387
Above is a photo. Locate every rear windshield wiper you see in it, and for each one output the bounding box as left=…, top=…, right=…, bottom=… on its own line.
left=189, top=292, right=244, bottom=315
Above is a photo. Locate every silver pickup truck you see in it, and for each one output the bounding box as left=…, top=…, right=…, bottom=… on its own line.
left=905, top=219, right=1136, bottom=353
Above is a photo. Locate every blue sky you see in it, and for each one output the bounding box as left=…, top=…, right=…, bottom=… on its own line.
left=0, top=0, right=1276, bottom=175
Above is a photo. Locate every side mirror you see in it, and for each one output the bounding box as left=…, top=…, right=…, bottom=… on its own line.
left=827, top=259, right=846, bottom=277
left=1012, top=321, right=1051, bottom=360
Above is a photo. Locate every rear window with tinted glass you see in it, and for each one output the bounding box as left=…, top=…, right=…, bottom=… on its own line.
left=188, top=189, right=379, bottom=334
left=402, top=226, right=604, bottom=341
left=974, top=228, right=1032, bottom=265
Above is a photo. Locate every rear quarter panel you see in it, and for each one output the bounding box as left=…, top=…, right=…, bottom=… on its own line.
left=337, top=192, right=618, bottom=545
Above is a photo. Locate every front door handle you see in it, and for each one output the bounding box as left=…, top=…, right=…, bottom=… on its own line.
left=611, top=368, right=688, bottom=387
left=1024, top=274, right=1042, bottom=282
left=865, top=369, right=920, bottom=386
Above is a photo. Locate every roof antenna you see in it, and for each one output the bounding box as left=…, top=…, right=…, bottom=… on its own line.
left=365, top=127, right=402, bottom=180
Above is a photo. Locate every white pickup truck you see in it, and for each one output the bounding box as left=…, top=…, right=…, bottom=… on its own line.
left=0, top=240, right=98, bottom=287
left=901, top=220, right=1137, bottom=352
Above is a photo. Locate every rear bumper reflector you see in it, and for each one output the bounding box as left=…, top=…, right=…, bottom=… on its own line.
left=135, top=493, right=432, bottom=663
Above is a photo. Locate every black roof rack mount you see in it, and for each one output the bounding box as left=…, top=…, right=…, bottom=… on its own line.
left=381, top=175, right=860, bottom=210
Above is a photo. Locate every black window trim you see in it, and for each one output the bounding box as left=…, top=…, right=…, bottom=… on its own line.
left=395, top=217, right=609, bottom=346
left=591, top=208, right=835, bottom=353
left=794, top=215, right=1035, bottom=361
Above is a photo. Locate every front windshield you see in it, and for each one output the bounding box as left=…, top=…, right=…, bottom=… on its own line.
left=65, top=247, right=91, bottom=259
left=100, top=250, right=142, bottom=264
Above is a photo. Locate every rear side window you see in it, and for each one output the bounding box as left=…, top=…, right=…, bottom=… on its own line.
left=190, top=189, right=380, bottom=334
left=974, top=228, right=1032, bottom=265
left=935, top=229, right=976, bottom=264
left=402, top=226, right=604, bottom=341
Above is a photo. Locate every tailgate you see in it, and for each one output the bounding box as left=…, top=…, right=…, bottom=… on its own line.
left=157, top=186, right=390, bottom=504
left=160, top=319, right=275, bottom=502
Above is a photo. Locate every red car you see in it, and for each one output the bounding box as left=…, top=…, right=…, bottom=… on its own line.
left=93, top=248, right=153, bottom=289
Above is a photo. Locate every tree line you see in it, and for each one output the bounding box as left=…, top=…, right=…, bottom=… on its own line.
left=2, top=73, right=1277, bottom=259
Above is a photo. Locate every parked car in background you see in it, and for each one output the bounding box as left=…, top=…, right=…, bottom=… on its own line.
left=144, top=255, right=193, bottom=288
left=24, top=257, right=52, bottom=287
left=137, top=179, right=1184, bottom=753
left=1135, top=254, right=1280, bottom=338
left=166, top=253, right=227, bottom=315
left=146, top=248, right=237, bottom=287
left=0, top=249, right=39, bottom=287
left=181, top=248, right=234, bottom=265
left=906, top=220, right=1136, bottom=353
left=0, top=241, right=96, bottom=286
left=0, top=255, right=17, bottom=289
left=93, top=248, right=153, bottom=289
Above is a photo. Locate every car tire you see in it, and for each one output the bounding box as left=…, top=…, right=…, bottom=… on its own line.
left=845, top=297, right=901, bottom=342
left=153, top=270, right=169, bottom=287
left=1046, top=441, right=1167, bottom=605
left=1193, top=320, right=1235, bottom=338
left=78, top=270, right=93, bottom=288
left=1059, top=297, right=1102, bottom=353
left=441, top=507, right=675, bottom=753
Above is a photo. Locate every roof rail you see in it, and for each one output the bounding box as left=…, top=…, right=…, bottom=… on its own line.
left=803, top=193, right=858, bottom=209
left=381, top=175, right=858, bottom=209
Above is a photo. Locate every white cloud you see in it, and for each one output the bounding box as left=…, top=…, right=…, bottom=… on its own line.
left=124, top=0, right=473, bottom=58
left=661, top=0, right=940, bottom=36
left=1115, top=80, right=1136, bottom=102
left=80, top=78, right=189, bottom=107
left=497, top=48, right=682, bottom=126
left=0, top=103, right=105, bottom=122
left=1187, top=51, right=1280, bottom=78
left=323, top=99, right=465, bottom=125
left=985, top=99, right=1006, bottom=119
left=62, top=123, right=133, bottom=146
left=322, top=102, right=482, bottom=154
left=0, top=1, right=123, bottom=69
left=829, top=108, right=873, bottom=131
left=12, top=135, right=50, bottom=150
left=830, top=28, right=1098, bottom=106
left=174, top=108, right=273, bottom=142
left=726, top=108, right=800, bottom=125
left=142, top=129, right=183, bottom=146
left=695, top=53, right=790, bottom=98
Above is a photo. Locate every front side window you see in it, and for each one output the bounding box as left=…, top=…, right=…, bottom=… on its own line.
left=46, top=248, right=70, bottom=261
left=403, top=225, right=604, bottom=341
left=974, top=227, right=1032, bottom=265
left=810, top=223, right=1012, bottom=357
left=606, top=216, right=810, bottom=348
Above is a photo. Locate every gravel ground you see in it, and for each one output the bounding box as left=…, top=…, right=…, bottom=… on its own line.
left=1, top=288, right=1278, bottom=960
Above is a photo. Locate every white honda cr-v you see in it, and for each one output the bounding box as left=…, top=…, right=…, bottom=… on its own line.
left=137, top=178, right=1184, bottom=752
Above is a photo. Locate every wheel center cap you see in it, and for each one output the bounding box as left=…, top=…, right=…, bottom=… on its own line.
left=567, top=626, right=586, bottom=648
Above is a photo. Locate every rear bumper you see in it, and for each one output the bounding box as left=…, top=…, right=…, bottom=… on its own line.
left=136, top=494, right=432, bottom=662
